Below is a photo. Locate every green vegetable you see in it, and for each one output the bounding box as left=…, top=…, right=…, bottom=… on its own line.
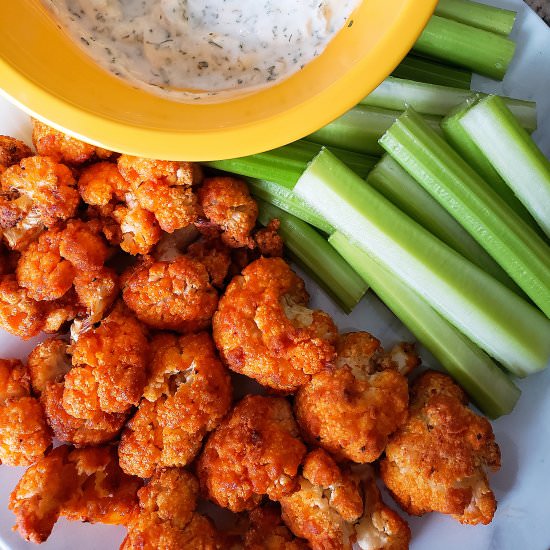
left=330, top=231, right=521, bottom=419
left=294, top=148, right=550, bottom=377
left=380, top=108, right=550, bottom=318
left=452, top=95, right=550, bottom=240
left=392, top=54, right=472, bottom=90
left=362, top=77, right=537, bottom=132
left=367, top=155, right=520, bottom=293
left=435, top=0, right=517, bottom=36
left=257, top=201, right=368, bottom=313
left=203, top=140, right=376, bottom=188
left=413, top=15, right=516, bottom=80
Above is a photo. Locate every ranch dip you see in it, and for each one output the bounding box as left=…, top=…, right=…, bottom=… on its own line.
left=43, top=0, right=361, bottom=102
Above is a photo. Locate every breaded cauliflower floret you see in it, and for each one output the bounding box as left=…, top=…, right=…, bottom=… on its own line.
left=119, top=332, right=232, bottom=478
left=186, top=237, right=232, bottom=288
left=122, top=255, right=218, bottom=333
left=32, top=119, right=114, bottom=165
left=0, top=358, right=52, bottom=466
left=213, top=257, right=338, bottom=392
left=254, top=219, right=284, bottom=258
left=353, top=466, right=411, bottom=550
left=0, top=156, right=79, bottom=250
left=380, top=370, right=501, bottom=525
left=197, top=177, right=258, bottom=248
left=118, top=154, right=202, bottom=233
left=121, top=468, right=221, bottom=550
left=69, top=302, right=149, bottom=414
left=9, top=445, right=142, bottom=543
left=244, top=504, right=310, bottom=550
left=28, top=338, right=127, bottom=446
left=197, top=395, right=306, bottom=512
left=295, top=333, right=413, bottom=463
left=279, top=449, right=363, bottom=550
left=0, top=135, right=32, bottom=173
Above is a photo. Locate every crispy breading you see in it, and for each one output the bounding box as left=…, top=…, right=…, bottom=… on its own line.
left=254, top=219, right=284, bottom=258
left=0, top=155, right=79, bottom=250
left=295, top=333, right=411, bottom=463
left=114, top=204, right=163, bottom=255
left=186, top=237, right=232, bottom=288
left=197, top=177, right=258, bottom=248
left=119, top=332, right=232, bottom=478
left=70, top=302, right=149, bottom=414
left=32, top=119, right=114, bottom=165
left=117, top=156, right=202, bottom=188
left=0, top=135, right=32, bottom=171
left=9, top=445, right=142, bottom=543
left=197, top=395, right=306, bottom=512
left=122, top=255, right=218, bottom=333
left=0, top=358, right=52, bottom=466
left=353, top=466, right=411, bottom=550
left=380, top=370, right=501, bottom=525
left=279, top=449, right=363, bottom=550
left=121, top=468, right=221, bottom=550
left=213, top=257, right=338, bottom=392
left=244, top=504, right=310, bottom=550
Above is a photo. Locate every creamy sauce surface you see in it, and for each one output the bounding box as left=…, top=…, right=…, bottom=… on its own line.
left=44, top=0, right=360, bottom=102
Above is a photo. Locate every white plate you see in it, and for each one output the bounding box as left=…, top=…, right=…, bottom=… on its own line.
left=1, top=1, right=550, bottom=549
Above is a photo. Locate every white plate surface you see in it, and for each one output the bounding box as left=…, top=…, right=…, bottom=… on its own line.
left=1, top=1, right=550, bottom=548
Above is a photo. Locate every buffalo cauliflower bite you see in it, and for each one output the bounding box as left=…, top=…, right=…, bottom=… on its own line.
left=121, top=255, right=218, bottom=333
left=197, top=395, right=306, bottom=512
left=295, top=332, right=413, bottom=464
left=186, top=236, right=232, bottom=288
left=0, top=135, right=32, bottom=173
left=69, top=302, right=149, bottom=414
left=254, top=219, right=284, bottom=258
left=0, top=358, right=51, bottom=466
left=119, top=332, right=232, bottom=478
left=121, top=468, right=221, bottom=550
left=380, top=370, right=501, bottom=525
left=32, top=119, right=114, bottom=165
left=213, top=257, right=338, bottom=393
left=9, top=445, right=142, bottom=544
left=197, top=176, right=258, bottom=248
left=117, top=154, right=202, bottom=233
left=353, top=466, right=411, bottom=550
left=279, top=449, right=363, bottom=550
left=0, top=155, right=79, bottom=250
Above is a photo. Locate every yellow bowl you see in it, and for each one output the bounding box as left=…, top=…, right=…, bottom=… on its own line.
left=0, top=0, right=436, bottom=161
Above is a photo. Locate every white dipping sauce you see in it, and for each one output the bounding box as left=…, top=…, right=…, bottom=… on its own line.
left=44, top=0, right=361, bottom=101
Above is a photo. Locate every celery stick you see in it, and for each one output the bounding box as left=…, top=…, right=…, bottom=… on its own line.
left=442, top=102, right=543, bottom=233
left=307, top=105, right=441, bottom=156
left=367, top=156, right=521, bottom=293
left=392, top=54, right=472, bottom=90
left=362, top=77, right=537, bottom=132
left=435, top=0, right=517, bottom=36
left=454, top=95, right=550, bottom=240
left=380, top=108, right=550, bottom=317
left=257, top=201, right=367, bottom=313
left=330, top=231, right=521, bottom=418
left=294, top=148, right=550, bottom=376
left=413, top=15, right=516, bottom=80
left=247, top=177, right=334, bottom=235
left=203, top=140, right=376, bottom=187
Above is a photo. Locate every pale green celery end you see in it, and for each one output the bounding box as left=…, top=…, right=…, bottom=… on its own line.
left=413, top=15, right=516, bottom=80
left=380, top=108, right=550, bottom=317
left=329, top=231, right=521, bottom=418
left=257, top=201, right=368, bottom=312
left=435, top=0, right=517, bottom=36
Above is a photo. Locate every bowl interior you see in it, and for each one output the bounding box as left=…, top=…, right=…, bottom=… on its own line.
left=0, top=0, right=437, bottom=160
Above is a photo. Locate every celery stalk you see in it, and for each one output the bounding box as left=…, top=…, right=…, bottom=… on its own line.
left=257, top=201, right=367, bottom=313
left=435, top=0, right=517, bottom=36
left=380, top=108, right=550, bottom=318
left=247, top=177, right=334, bottom=235
left=203, top=140, right=376, bottom=187
left=330, top=231, right=521, bottom=418
left=362, top=77, right=537, bottom=132
left=308, top=105, right=441, bottom=156
left=413, top=15, right=516, bottom=80
left=454, top=95, right=550, bottom=240
left=367, top=156, right=521, bottom=293
left=392, top=54, right=472, bottom=89
left=294, top=148, right=550, bottom=376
